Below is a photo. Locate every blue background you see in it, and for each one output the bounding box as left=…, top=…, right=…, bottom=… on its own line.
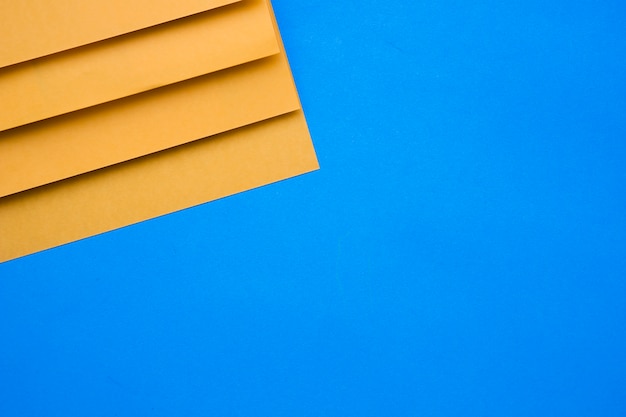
left=2, top=1, right=626, bottom=415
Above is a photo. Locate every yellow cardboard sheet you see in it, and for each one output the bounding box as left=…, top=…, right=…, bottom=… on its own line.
left=0, top=111, right=318, bottom=263
left=0, top=0, right=240, bottom=68
left=0, top=0, right=318, bottom=263
left=0, top=0, right=278, bottom=132
left=0, top=54, right=300, bottom=197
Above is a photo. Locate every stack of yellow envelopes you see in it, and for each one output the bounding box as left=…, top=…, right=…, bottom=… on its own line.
left=0, top=0, right=319, bottom=262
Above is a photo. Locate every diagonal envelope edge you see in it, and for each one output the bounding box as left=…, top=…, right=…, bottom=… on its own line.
left=0, top=110, right=319, bottom=263
left=0, top=0, right=242, bottom=69
left=0, top=53, right=300, bottom=198
left=0, top=0, right=278, bottom=132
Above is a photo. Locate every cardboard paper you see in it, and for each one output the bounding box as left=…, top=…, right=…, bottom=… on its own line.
left=0, top=111, right=318, bottom=263
left=0, top=0, right=278, bottom=132
left=0, top=54, right=300, bottom=197
left=0, top=0, right=318, bottom=263
left=0, top=0, right=240, bottom=68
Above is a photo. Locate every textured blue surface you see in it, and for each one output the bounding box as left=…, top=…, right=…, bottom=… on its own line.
left=2, top=1, right=626, bottom=415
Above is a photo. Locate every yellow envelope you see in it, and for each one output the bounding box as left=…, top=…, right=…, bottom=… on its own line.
left=0, top=0, right=318, bottom=263
left=0, top=0, right=277, bottom=132
left=0, top=0, right=240, bottom=68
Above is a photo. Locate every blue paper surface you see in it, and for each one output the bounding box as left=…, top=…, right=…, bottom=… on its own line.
left=1, top=1, right=626, bottom=415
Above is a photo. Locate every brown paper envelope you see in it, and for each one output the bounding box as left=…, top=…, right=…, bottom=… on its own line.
left=0, top=0, right=277, bottom=132
left=0, top=54, right=300, bottom=198
left=0, top=111, right=318, bottom=263
left=0, top=0, right=241, bottom=68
